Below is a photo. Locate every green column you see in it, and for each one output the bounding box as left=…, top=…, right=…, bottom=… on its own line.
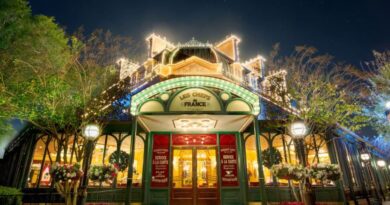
left=125, top=117, right=138, bottom=205
left=143, top=132, right=153, bottom=204
left=254, top=118, right=267, bottom=205
left=237, top=132, right=248, bottom=204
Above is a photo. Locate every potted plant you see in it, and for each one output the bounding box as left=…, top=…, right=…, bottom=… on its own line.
left=308, top=163, right=341, bottom=183
left=272, top=163, right=341, bottom=205
left=50, top=163, right=83, bottom=205
left=271, top=164, right=305, bottom=205
left=88, top=164, right=118, bottom=184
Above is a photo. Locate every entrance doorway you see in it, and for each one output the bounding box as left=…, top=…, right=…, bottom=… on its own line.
left=171, top=146, right=219, bottom=205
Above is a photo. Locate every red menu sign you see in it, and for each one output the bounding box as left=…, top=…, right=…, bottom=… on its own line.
left=151, top=134, right=170, bottom=187
left=219, top=134, right=239, bottom=186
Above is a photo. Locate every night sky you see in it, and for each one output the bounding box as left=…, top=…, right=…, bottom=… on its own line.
left=29, top=0, right=389, bottom=65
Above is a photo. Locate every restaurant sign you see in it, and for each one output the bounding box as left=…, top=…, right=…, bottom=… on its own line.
left=219, top=134, right=239, bottom=186
left=151, top=134, right=170, bottom=187
left=169, top=88, right=221, bottom=112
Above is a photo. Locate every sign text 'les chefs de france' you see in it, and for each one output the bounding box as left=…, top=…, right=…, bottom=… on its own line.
left=219, top=134, right=239, bottom=186
left=151, top=134, right=170, bottom=187
left=169, top=88, right=221, bottom=112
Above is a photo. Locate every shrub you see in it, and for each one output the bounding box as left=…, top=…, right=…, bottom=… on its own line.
left=0, top=186, right=22, bottom=205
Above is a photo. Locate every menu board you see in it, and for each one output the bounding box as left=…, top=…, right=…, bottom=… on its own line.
left=219, top=134, right=239, bottom=186
left=151, top=134, right=170, bottom=187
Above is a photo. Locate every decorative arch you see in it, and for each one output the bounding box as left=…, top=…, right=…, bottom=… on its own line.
left=130, top=76, right=260, bottom=115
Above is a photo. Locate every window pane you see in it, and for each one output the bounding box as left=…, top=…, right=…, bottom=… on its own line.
left=101, top=135, right=117, bottom=187
left=305, top=134, right=332, bottom=186
left=245, top=135, right=259, bottom=187
left=59, top=135, right=76, bottom=164
left=117, top=136, right=130, bottom=188
left=273, top=135, right=288, bottom=186
left=259, top=135, right=272, bottom=185
left=133, top=135, right=144, bottom=187
left=172, top=149, right=193, bottom=188
left=89, top=135, right=106, bottom=187
left=197, top=148, right=217, bottom=188
left=27, top=136, right=48, bottom=188
left=39, top=137, right=60, bottom=187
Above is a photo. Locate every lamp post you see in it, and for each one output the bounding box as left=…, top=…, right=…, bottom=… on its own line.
left=290, top=121, right=308, bottom=166
left=290, top=121, right=313, bottom=205
left=377, top=160, right=389, bottom=199
left=79, top=124, right=101, bottom=205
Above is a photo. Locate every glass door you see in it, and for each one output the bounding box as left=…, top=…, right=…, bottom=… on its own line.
left=172, top=148, right=194, bottom=205
left=196, top=148, right=218, bottom=205
left=171, top=147, right=219, bottom=205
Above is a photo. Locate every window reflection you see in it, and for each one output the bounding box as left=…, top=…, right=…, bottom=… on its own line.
left=88, top=133, right=144, bottom=188
left=27, top=135, right=83, bottom=188
left=27, top=132, right=144, bottom=189
left=245, top=136, right=259, bottom=187
left=247, top=132, right=331, bottom=187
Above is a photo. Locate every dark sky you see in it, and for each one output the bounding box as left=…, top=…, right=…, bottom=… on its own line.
left=29, top=0, right=389, bottom=65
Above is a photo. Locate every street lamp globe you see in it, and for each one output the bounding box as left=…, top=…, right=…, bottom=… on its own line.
left=83, top=124, right=101, bottom=141
left=290, top=121, right=307, bottom=139
left=385, top=101, right=390, bottom=110
left=360, top=153, right=370, bottom=162
left=377, top=160, right=386, bottom=168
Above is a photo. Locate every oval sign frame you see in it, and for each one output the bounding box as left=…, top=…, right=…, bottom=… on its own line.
left=168, top=87, right=222, bottom=112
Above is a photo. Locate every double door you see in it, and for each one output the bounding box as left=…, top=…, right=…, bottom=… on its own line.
left=171, top=147, right=219, bottom=205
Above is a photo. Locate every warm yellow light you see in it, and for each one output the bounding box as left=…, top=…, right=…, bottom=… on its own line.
left=377, top=160, right=386, bottom=167
left=360, top=153, right=370, bottom=161
left=290, top=121, right=307, bottom=138
left=83, top=124, right=101, bottom=140
left=385, top=101, right=390, bottom=109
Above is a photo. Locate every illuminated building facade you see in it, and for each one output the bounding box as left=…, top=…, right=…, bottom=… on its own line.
left=1, top=34, right=389, bottom=205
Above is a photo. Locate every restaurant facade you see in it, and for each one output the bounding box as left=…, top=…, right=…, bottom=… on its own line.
left=0, top=34, right=389, bottom=205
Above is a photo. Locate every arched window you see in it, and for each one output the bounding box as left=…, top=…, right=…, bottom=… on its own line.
left=305, top=134, right=330, bottom=164
left=272, top=134, right=297, bottom=186
left=27, top=136, right=48, bottom=188
left=305, top=134, right=332, bottom=186
left=27, top=134, right=82, bottom=188
left=245, top=135, right=259, bottom=187
left=259, top=132, right=298, bottom=186
left=89, top=134, right=119, bottom=187
left=88, top=133, right=144, bottom=188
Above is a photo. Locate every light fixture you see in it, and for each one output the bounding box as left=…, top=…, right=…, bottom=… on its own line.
left=385, top=101, right=390, bottom=110
left=360, top=153, right=370, bottom=162
left=377, top=160, right=386, bottom=167
left=173, top=118, right=217, bottom=130
left=290, top=121, right=307, bottom=139
left=83, top=124, right=101, bottom=141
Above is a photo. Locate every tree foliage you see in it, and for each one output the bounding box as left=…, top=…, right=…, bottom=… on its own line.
left=0, top=0, right=137, bottom=163
left=360, top=51, right=390, bottom=139
left=265, top=44, right=369, bottom=133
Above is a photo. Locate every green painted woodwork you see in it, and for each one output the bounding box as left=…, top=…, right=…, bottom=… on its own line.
left=86, top=188, right=143, bottom=202
left=149, top=189, right=170, bottom=205
left=254, top=118, right=267, bottom=205
left=144, top=132, right=171, bottom=205
left=247, top=187, right=344, bottom=203
left=131, top=76, right=260, bottom=115
left=220, top=188, right=245, bottom=205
